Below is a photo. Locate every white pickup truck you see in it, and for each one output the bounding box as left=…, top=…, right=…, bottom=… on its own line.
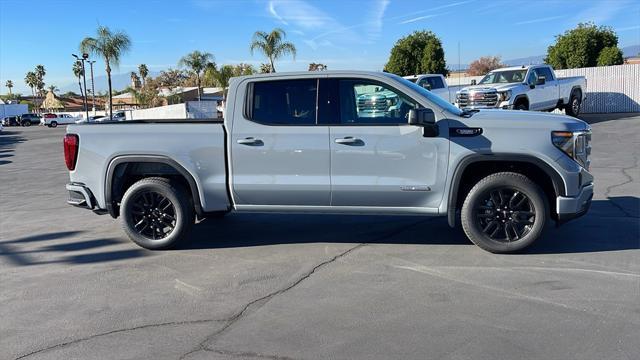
left=404, top=74, right=454, bottom=103
left=64, top=71, right=593, bottom=253
left=41, top=113, right=81, bottom=127
left=455, top=65, right=586, bottom=117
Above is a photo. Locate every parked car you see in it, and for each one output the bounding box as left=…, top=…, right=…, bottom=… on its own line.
left=2, top=116, right=20, bottom=126
left=455, top=65, right=586, bottom=116
left=42, top=113, right=81, bottom=128
left=20, top=113, right=41, bottom=126
left=64, top=71, right=593, bottom=254
left=92, top=111, right=127, bottom=122
left=404, top=74, right=454, bottom=103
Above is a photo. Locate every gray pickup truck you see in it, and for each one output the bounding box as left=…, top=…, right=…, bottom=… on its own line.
left=64, top=71, right=593, bottom=253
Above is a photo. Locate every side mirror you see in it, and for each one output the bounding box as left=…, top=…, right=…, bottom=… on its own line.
left=470, top=79, right=477, bottom=85
left=536, top=76, right=546, bottom=85
left=408, top=108, right=436, bottom=126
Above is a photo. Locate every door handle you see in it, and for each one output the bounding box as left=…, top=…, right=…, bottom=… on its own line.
left=237, top=137, right=263, bottom=146
left=334, top=136, right=363, bottom=145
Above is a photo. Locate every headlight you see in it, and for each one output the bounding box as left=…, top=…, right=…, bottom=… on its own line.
left=552, top=130, right=591, bottom=169
left=498, top=90, right=511, bottom=101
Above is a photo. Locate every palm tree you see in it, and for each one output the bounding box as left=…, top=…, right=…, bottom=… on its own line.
left=178, top=50, right=214, bottom=101
left=80, top=25, right=132, bottom=120
left=5, top=80, right=13, bottom=96
left=72, top=61, right=85, bottom=98
left=24, top=71, right=37, bottom=98
left=34, top=65, right=46, bottom=100
left=47, top=85, right=59, bottom=94
left=138, top=64, right=149, bottom=88
left=130, top=71, right=141, bottom=89
left=250, top=28, right=296, bottom=73
left=212, top=65, right=235, bottom=99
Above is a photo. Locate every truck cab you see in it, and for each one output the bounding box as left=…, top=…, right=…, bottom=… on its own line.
left=404, top=74, right=453, bottom=103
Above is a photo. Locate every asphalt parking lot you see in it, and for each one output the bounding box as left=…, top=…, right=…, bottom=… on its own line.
left=1, top=114, right=639, bottom=360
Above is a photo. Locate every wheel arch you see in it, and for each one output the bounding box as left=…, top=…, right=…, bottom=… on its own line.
left=513, top=94, right=529, bottom=108
left=105, top=155, right=204, bottom=219
left=447, top=154, right=566, bottom=227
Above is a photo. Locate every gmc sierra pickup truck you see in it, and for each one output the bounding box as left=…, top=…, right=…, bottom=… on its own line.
left=456, top=65, right=586, bottom=117
left=64, top=71, right=593, bottom=253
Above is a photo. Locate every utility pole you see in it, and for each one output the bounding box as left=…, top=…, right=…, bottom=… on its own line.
left=88, top=60, right=96, bottom=115
left=73, top=53, right=90, bottom=120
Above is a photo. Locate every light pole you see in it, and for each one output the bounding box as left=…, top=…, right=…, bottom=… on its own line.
left=88, top=60, right=96, bottom=115
left=72, top=53, right=90, bottom=121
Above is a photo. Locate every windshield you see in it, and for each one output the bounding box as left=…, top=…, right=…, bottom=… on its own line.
left=479, top=69, right=527, bottom=84
left=387, top=74, right=464, bottom=116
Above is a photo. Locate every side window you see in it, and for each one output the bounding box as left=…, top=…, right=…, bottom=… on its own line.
left=539, top=67, right=555, bottom=81
left=249, top=79, right=317, bottom=125
left=338, top=79, right=417, bottom=125
left=527, top=69, right=539, bottom=85
left=418, top=76, right=444, bottom=90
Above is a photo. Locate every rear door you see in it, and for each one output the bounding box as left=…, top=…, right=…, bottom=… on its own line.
left=323, top=78, right=447, bottom=209
left=230, top=78, right=331, bottom=206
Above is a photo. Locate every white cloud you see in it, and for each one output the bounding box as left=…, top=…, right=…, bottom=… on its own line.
left=514, top=15, right=564, bottom=26
left=400, top=14, right=439, bottom=25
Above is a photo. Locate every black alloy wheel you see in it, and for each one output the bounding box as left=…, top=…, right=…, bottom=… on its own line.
left=474, top=187, right=535, bottom=242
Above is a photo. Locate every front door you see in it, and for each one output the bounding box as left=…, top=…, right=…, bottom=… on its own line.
left=324, top=78, right=448, bottom=209
left=231, top=78, right=331, bottom=206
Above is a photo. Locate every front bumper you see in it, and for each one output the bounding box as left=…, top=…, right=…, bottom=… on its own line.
left=556, top=183, right=593, bottom=224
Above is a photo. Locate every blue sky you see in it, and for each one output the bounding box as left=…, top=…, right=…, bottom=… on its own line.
left=1, top=0, right=639, bottom=93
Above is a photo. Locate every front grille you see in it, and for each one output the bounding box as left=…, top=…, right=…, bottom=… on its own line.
left=358, top=97, right=388, bottom=112
left=457, top=90, right=498, bottom=108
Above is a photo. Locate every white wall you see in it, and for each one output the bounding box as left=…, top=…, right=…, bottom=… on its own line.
left=0, top=104, right=28, bottom=118
left=555, top=64, right=640, bottom=113
left=127, top=103, right=187, bottom=120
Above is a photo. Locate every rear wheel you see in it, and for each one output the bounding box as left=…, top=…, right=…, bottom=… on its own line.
left=565, top=92, right=581, bottom=117
left=121, top=177, right=194, bottom=250
left=461, top=172, right=547, bottom=253
left=22, top=121, right=31, bottom=127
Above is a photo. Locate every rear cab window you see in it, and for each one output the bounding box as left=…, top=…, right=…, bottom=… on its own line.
left=246, top=79, right=318, bottom=125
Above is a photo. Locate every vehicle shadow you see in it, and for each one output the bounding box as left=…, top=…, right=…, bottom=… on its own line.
left=579, top=111, right=640, bottom=124
left=579, top=92, right=640, bottom=118
left=180, top=198, right=639, bottom=254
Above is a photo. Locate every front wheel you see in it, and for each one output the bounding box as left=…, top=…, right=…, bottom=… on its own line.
left=120, top=177, right=195, bottom=250
left=22, top=121, right=31, bottom=127
left=461, top=172, right=547, bottom=253
left=50, top=121, right=58, bottom=128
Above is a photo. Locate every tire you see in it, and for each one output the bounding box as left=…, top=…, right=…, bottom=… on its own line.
left=515, top=102, right=528, bottom=111
left=120, top=177, right=195, bottom=250
left=50, top=121, right=58, bottom=128
left=461, top=172, right=547, bottom=253
left=22, top=121, right=31, bottom=127
left=565, top=92, right=581, bottom=117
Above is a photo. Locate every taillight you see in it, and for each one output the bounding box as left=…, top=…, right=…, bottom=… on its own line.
left=63, top=134, right=79, bottom=170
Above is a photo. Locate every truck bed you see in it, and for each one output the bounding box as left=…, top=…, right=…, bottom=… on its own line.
left=67, top=121, right=229, bottom=212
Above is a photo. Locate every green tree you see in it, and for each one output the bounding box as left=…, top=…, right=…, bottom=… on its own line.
left=421, top=36, right=448, bottom=76
left=72, top=61, right=85, bottom=98
left=47, top=85, right=58, bottom=93
left=545, top=23, right=622, bottom=69
left=597, top=46, right=624, bottom=66
left=178, top=50, right=214, bottom=100
left=80, top=25, right=132, bottom=119
left=384, top=31, right=448, bottom=76
left=259, top=63, right=272, bottom=74
left=250, top=28, right=296, bottom=73
left=138, top=64, right=149, bottom=87
left=5, top=80, right=13, bottom=96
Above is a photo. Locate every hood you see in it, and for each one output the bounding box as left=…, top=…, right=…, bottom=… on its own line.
left=459, top=83, right=521, bottom=93
left=464, top=109, right=589, bottom=131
